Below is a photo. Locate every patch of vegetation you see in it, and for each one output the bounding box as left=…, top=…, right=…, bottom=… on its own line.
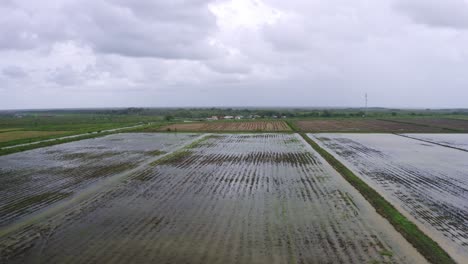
left=284, top=137, right=300, bottom=144
left=129, top=123, right=169, bottom=132
left=285, top=120, right=300, bottom=131
left=60, top=151, right=118, bottom=161
left=299, top=133, right=455, bottom=264
left=150, top=135, right=210, bottom=166
left=379, top=250, right=393, bottom=257
left=150, top=150, right=193, bottom=166
left=145, top=150, right=167, bottom=156
left=3, top=192, right=71, bottom=215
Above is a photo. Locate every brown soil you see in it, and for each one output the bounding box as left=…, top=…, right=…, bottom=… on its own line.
left=295, top=119, right=446, bottom=132
left=160, top=121, right=291, bottom=132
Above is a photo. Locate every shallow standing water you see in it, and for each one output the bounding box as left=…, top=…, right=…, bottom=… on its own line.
left=0, top=133, right=425, bottom=263
left=311, top=133, right=468, bottom=263
left=401, top=133, right=468, bottom=151
left=0, top=133, right=198, bottom=228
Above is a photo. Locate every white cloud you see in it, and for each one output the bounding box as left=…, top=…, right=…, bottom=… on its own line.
left=1, top=0, right=468, bottom=109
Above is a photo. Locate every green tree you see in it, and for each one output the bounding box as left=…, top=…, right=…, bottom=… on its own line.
left=164, top=115, right=174, bottom=121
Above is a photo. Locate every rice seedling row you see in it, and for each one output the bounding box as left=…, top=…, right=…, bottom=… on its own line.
left=310, top=133, right=468, bottom=263
left=0, top=134, right=425, bottom=263
left=0, top=133, right=198, bottom=228
left=160, top=121, right=291, bottom=132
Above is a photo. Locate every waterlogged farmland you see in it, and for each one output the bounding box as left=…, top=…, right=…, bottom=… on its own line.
left=0, top=133, right=198, bottom=228
left=0, top=134, right=425, bottom=263
left=401, top=134, right=468, bottom=152
left=310, top=133, right=468, bottom=262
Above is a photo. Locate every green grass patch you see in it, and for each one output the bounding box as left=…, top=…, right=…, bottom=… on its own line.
left=379, top=250, right=393, bottom=257
left=3, top=192, right=71, bottom=215
left=285, top=120, right=300, bottom=131
left=150, top=135, right=210, bottom=166
left=145, top=150, right=167, bottom=156
left=150, top=150, right=193, bottom=166
left=299, top=133, right=455, bottom=264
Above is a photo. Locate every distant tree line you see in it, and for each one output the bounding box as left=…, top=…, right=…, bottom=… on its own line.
left=2, top=107, right=468, bottom=120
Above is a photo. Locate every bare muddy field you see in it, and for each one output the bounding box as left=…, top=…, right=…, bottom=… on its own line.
left=388, top=118, right=468, bottom=132
left=0, top=133, right=198, bottom=228
left=0, top=133, right=425, bottom=263
left=401, top=133, right=468, bottom=152
left=310, top=133, right=468, bottom=263
left=295, top=119, right=446, bottom=133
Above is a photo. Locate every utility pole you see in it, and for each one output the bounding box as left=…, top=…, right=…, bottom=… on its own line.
left=364, top=93, right=368, bottom=117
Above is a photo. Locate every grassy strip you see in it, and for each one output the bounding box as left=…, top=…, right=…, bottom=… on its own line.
left=285, top=120, right=300, bottom=131
left=125, top=122, right=168, bottom=132
left=299, top=133, right=455, bottom=264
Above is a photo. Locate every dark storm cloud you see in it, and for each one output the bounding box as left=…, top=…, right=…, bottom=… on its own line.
left=394, top=0, right=468, bottom=29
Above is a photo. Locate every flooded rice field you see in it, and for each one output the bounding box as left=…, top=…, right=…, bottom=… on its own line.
left=0, top=133, right=426, bottom=263
left=310, top=133, right=468, bottom=263
left=0, top=133, right=198, bottom=228
left=401, top=133, right=468, bottom=152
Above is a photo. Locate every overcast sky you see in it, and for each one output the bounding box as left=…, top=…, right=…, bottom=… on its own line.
left=1, top=0, right=468, bottom=109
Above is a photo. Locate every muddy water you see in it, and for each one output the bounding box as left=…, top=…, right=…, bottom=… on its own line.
left=0, top=123, right=146, bottom=150
left=311, top=133, right=468, bottom=263
left=0, top=134, right=425, bottom=263
left=0, top=133, right=198, bottom=228
left=401, top=133, right=468, bottom=152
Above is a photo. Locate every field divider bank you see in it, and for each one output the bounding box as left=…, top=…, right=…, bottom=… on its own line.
left=298, top=133, right=455, bottom=264
left=285, top=120, right=300, bottom=132
left=0, top=133, right=211, bottom=238
left=395, top=133, right=468, bottom=153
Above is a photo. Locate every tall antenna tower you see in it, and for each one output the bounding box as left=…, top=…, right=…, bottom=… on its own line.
left=364, top=93, right=368, bottom=117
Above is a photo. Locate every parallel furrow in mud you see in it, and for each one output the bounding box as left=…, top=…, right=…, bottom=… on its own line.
left=0, top=133, right=198, bottom=228
left=311, top=133, right=468, bottom=263
left=0, top=134, right=425, bottom=263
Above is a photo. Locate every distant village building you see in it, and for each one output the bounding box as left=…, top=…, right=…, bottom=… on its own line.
left=207, top=116, right=219, bottom=121
left=235, top=115, right=243, bottom=120
left=224, top=116, right=234, bottom=119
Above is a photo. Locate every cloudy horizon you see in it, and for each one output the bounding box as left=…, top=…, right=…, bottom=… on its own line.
left=1, top=0, right=468, bottom=110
